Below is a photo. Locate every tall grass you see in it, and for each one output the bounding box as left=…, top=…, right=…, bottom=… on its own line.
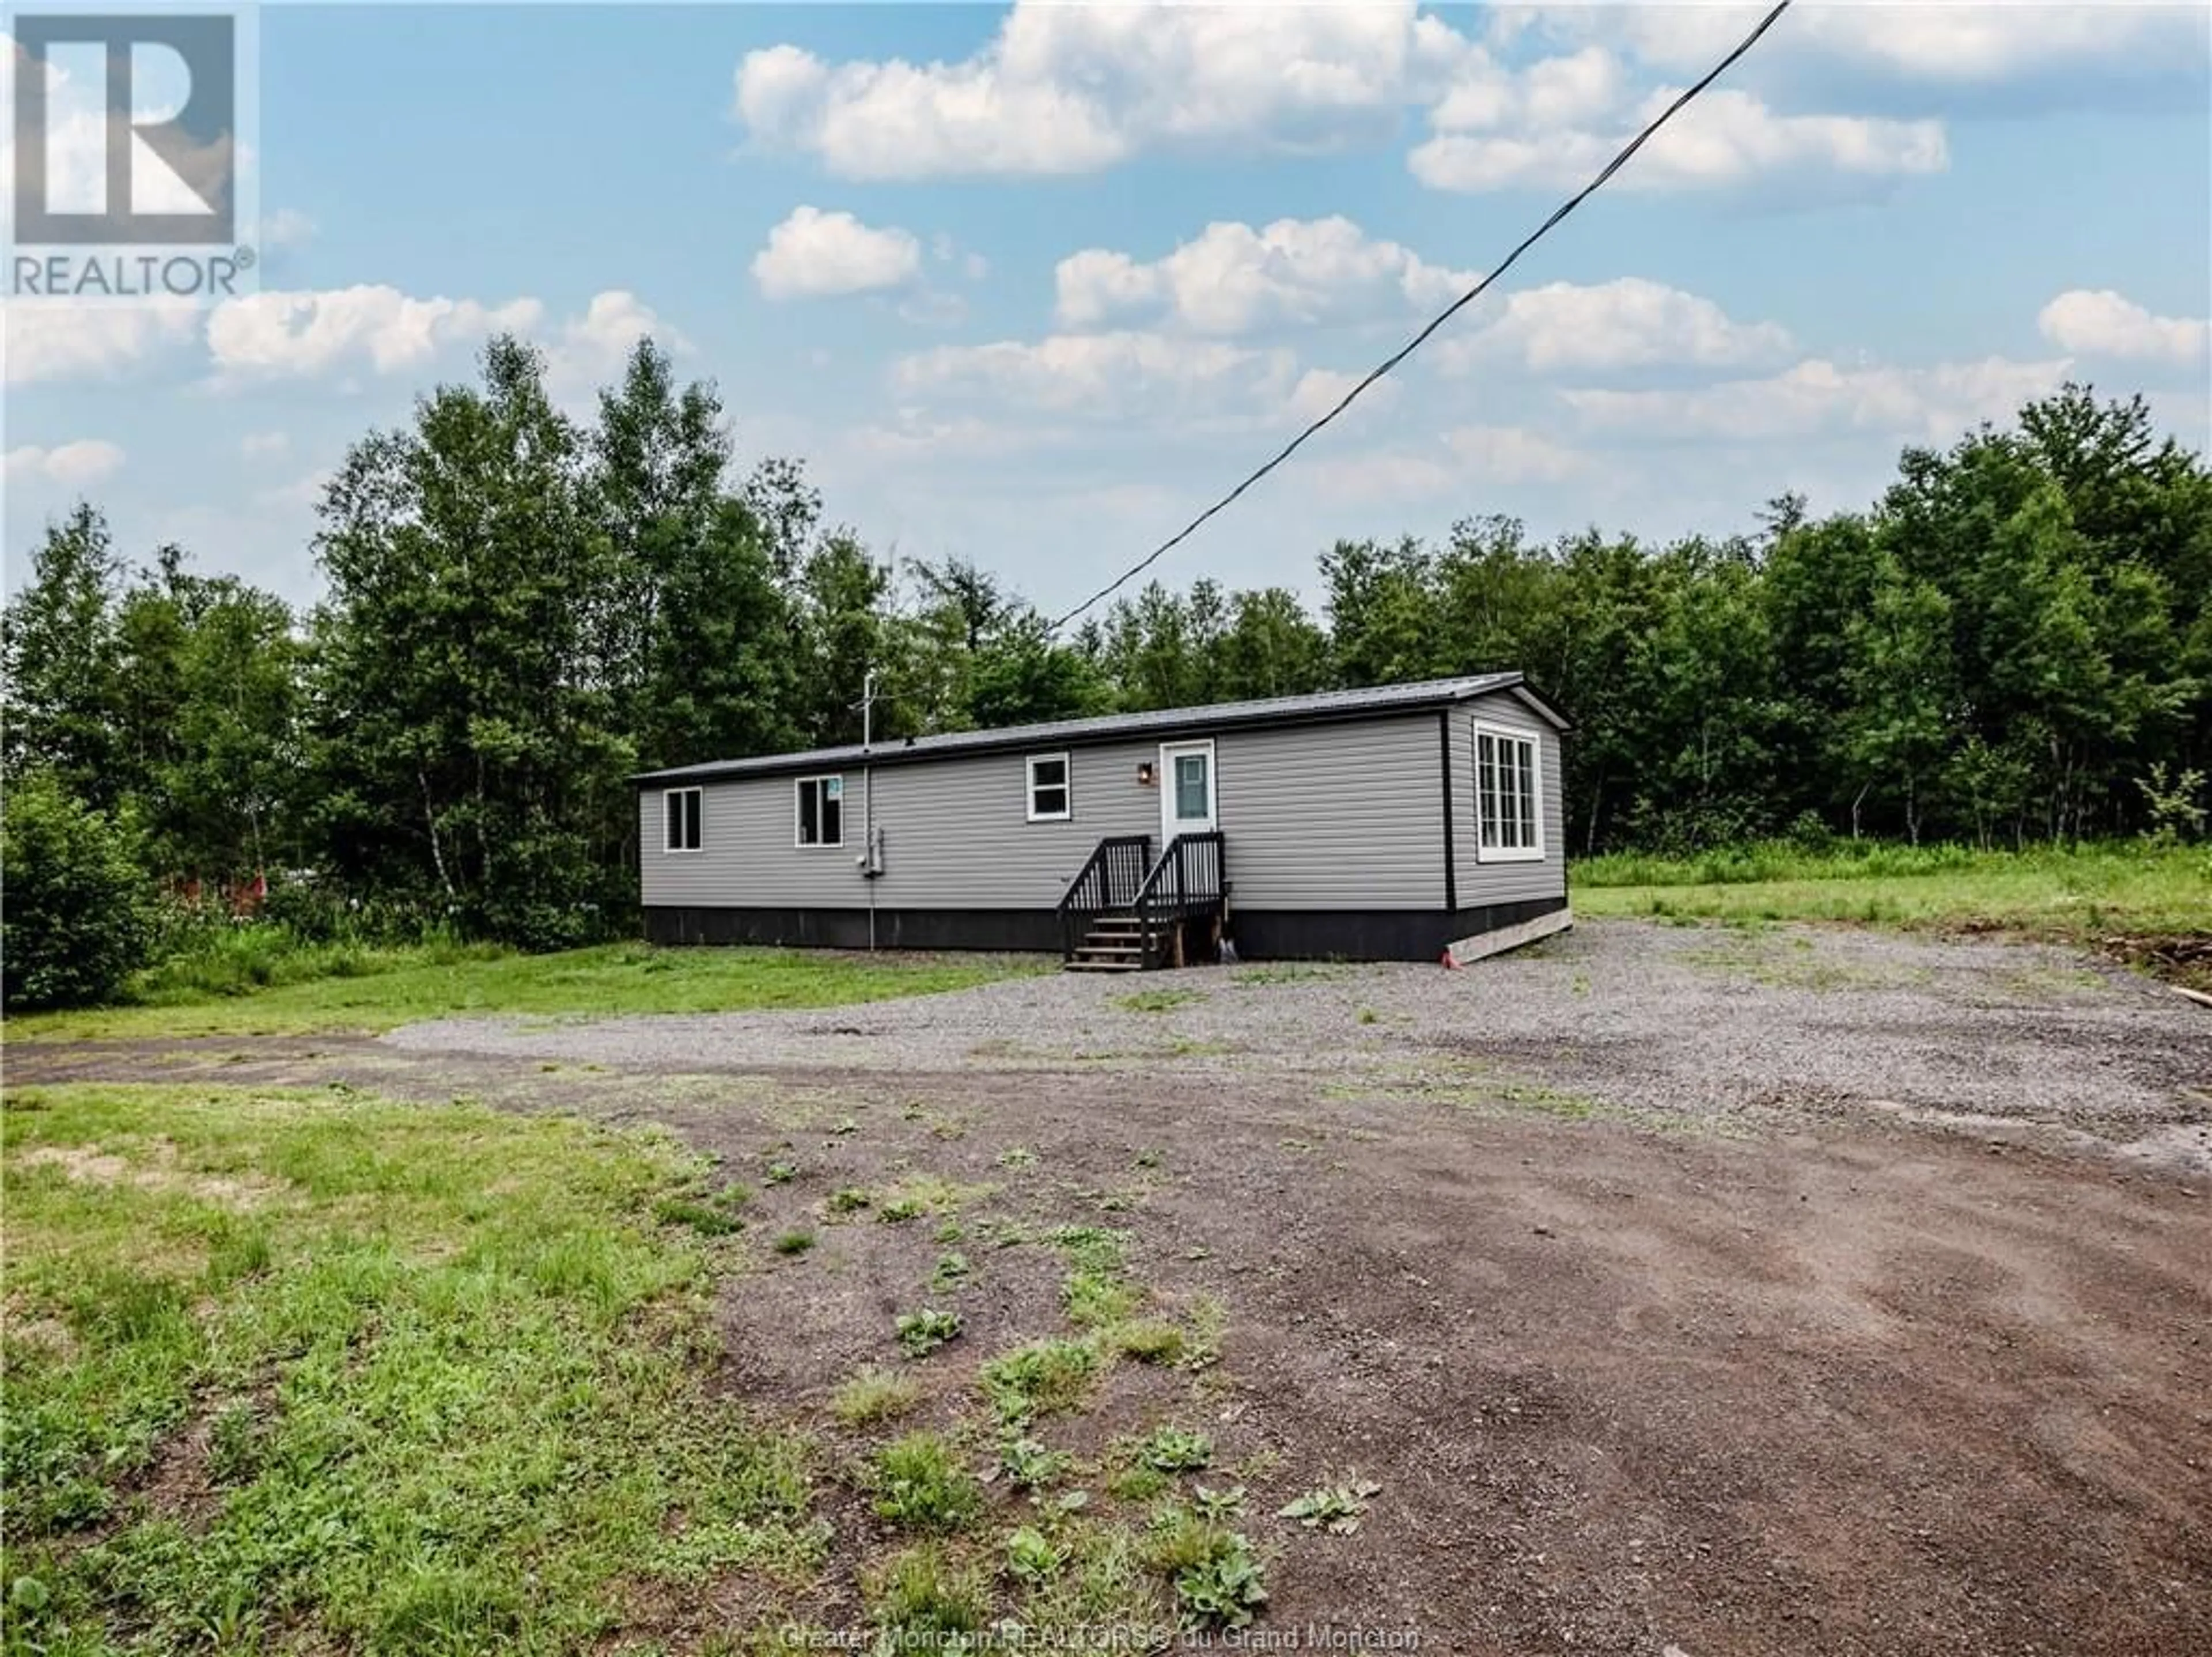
left=127, top=922, right=506, bottom=1005
left=1576, top=838, right=2202, bottom=891
left=1574, top=839, right=2210, bottom=948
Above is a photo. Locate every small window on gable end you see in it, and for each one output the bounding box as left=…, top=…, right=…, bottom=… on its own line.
left=796, top=775, right=844, bottom=848
left=664, top=787, right=702, bottom=853
left=1472, top=724, right=1542, bottom=862
left=1027, top=753, right=1071, bottom=822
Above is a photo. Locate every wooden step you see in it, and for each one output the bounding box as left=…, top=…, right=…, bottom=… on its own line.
left=1065, top=956, right=1145, bottom=973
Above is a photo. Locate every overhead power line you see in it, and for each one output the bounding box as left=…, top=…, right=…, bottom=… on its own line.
left=1047, top=0, right=1794, bottom=634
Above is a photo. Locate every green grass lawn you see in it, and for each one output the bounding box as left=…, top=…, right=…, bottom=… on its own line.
left=1575, top=841, right=2211, bottom=947
left=3, top=1086, right=1266, bottom=1650
left=1, top=1084, right=819, bottom=1656
left=5, top=944, right=1043, bottom=1043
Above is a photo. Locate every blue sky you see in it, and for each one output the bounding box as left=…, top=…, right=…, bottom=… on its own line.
left=6, top=2, right=2209, bottom=619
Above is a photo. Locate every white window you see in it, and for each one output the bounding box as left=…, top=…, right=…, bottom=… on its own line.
left=663, top=787, right=702, bottom=853
left=795, top=774, right=844, bottom=848
left=1473, top=724, right=1543, bottom=861
left=1026, top=752, right=1071, bottom=822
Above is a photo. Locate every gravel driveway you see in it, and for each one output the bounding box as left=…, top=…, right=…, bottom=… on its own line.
left=388, top=918, right=2211, bottom=1164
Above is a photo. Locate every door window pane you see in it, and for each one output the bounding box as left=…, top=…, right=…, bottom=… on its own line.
left=1175, top=754, right=1209, bottom=819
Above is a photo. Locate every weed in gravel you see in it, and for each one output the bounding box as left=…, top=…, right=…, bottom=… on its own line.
left=1192, top=1484, right=1246, bottom=1520
left=1063, top=1269, right=1141, bottom=1330
left=872, top=1432, right=983, bottom=1531
left=1114, top=988, right=1205, bottom=1014
left=1146, top=1516, right=1267, bottom=1630
left=827, top=1187, right=871, bottom=1216
left=1484, top=1082, right=1600, bottom=1122
left=1165, top=1037, right=1233, bottom=1058
left=1278, top=1480, right=1380, bottom=1534
left=878, top=1173, right=987, bottom=1221
left=996, top=1145, right=1037, bottom=1170
left=1047, top=1225, right=1126, bottom=1274
left=653, top=1195, right=744, bottom=1237
left=980, top=1338, right=1097, bottom=1424
left=1132, top=1148, right=1163, bottom=1170
left=830, top=1118, right=860, bottom=1137
left=1106, top=1319, right=1184, bottom=1365
left=865, top=1544, right=991, bottom=1637
left=773, top=1229, right=816, bottom=1257
left=934, top=1219, right=965, bottom=1244
left=835, top=1367, right=922, bottom=1427
left=764, top=1159, right=797, bottom=1185
left=1234, top=962, right=1350, bottom=986
left=999, top=1436, right=1071, bottom=1491
left=930, top=1251, right=972, bottom=1294
left=1356, top=1006, right=1380, bottom=1025
left=1014, top=1519, right=1158, bottom=1630
left=1137, top=1426, right=1213, bottom=1473
left=895, top=1308, right=963, bottom=1357
left=1108, top=1463, right=1172, bottom=1502
left=1005, top=1524, right=1070, bottom=1587
left=1179, top=1296, right=1226, bottom=1372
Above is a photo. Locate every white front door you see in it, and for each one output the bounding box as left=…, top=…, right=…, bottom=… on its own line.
left=1158, top=740, right=1217, bottom=842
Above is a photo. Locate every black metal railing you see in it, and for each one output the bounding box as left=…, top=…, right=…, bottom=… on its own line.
left=1057, top=834, right=1152, bottom=960
left=1132, top=831, right=1227, bottom=966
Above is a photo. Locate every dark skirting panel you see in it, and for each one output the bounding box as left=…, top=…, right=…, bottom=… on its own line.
left=1229, top=897, right=1569, bottom=963
left=642, top=906, right=1061, bottom=952
left=642, top=897, right=1569, bottom=963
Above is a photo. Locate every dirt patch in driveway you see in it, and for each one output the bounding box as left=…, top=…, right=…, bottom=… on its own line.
left=9, top=920, right=2210, bottom=1653
left=571, top=1054, right=2207, bottom=1657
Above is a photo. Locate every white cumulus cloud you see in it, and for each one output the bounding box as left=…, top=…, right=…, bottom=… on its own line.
left=1412, top=85, right=1946, bottom=194
left=1562, top=355, right=2071, bottom=444
left=893, top=330, right=1298, bottom=421
left=733, top=2, right=1460, bottom=179
left=1503, top=2, right=2211, bottom=88
left=1288, top=368, right=1402, bottom=425
left=1055, top=216, right=1476, bottom=335
left=1441, top=278, right=1794, bottom=373
left=205, top=285, right=546, bottom=381
left=752, top=206, right=925, bottom=300
left=3, top=438, right=125, bottom=487
left=2037, top=289, right=2209, bottom=366
left=201, top=286, right=677, bottom=392
left=1, top=301, right=201, bottom=385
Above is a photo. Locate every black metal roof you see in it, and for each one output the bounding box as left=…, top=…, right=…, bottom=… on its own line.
left=632, top=672, right=1566, bottom=786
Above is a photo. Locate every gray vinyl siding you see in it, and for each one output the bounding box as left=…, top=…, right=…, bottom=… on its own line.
left=1213, top=715, right=1443, bottom=910
left=642, top=706, right=1543, bottom=918
left=640, top=741, right=1158, bottom=912
left=1450, top=691, right=1568, bottom=907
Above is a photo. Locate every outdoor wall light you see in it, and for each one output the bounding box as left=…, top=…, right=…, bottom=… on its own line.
left=1137, top=762, right=1156, bottom=786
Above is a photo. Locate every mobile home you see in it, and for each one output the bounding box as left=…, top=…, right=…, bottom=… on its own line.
left=634, top=673, right=1570, bottom=968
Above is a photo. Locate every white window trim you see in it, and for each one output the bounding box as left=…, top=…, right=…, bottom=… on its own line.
left=1025, top=752, right=1073, bottom=823
left=662, top=786, right=703, bottom=855
left=1159, top=738, right=1218, bottom=837
left=1471, top=720, right=1544, bottom=864
left=793, top=773, right=846, bottom=850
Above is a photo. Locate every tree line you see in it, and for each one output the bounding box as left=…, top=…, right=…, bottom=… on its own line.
left=3, top=334, right=2206, bottom=985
